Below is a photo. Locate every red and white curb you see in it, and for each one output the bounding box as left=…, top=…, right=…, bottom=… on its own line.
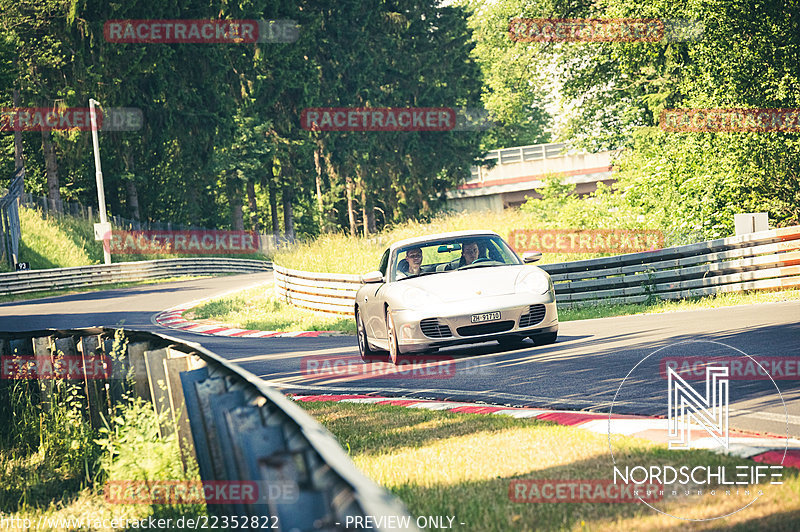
left=154, top=294, right=345, bottom=338
left=291, top=394, right=800, bottom=469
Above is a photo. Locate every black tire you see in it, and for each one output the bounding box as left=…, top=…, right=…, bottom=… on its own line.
left=386, top=309, right=402, bottom=365
left=356, top=307, right=379, bottom=361
left=530, top=332, right=558, bottom=346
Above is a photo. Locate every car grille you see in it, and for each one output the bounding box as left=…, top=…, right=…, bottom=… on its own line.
left=420, top=318, right=453, bottom=338
left=519, top=304, right=547, bottom=328
left=456, top=320, right=515, bottom=337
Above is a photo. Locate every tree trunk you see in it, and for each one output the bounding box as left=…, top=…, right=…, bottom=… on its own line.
left=12, top=87, right=24, bottom=173
left=126, top=180, right=141, bottom=226
left=228, top=176, right=245, bottom=231
left=345, top=175, right=357, bottom=237
left=361, top=187, right=376, bottom=236
left=356, top=166, right=376, bottom=236
left=313, top=145, right=325, bottom=232
left=281, top=184, right=295, bottom=241
left=122, top=149, right=141, bottom=225
left=246, top=180, right=260, bottom=233
left=41, top=129, right=61, bottom=213
left=264, top=165, right=280, bottom=241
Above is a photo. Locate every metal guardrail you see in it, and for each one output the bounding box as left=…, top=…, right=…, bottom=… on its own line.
left=273, top=225, right=800, bottom=316
left=543, top=225, right=800, bottom=308
left=0, top=258, right=272, bottom=296
left=0, top=327, right=418, bottom=531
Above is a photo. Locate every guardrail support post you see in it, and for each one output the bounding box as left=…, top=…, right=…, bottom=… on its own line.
left=163, top=352, right=199, bottom=472
left=79, top=335, right=105, bottom=429
left=144, top=347, right=173, bottom=437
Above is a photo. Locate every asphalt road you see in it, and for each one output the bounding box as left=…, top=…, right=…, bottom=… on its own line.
left=1, top=273, right=798, bottom=438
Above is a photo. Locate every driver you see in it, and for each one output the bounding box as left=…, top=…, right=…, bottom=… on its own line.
left=461, top=241, right=480, bottom=266
left=445, top=240, right=482, bottom=270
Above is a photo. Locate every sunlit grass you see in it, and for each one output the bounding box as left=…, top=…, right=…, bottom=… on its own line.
left=189, top=283, right=356, bottom=333
left=301, top=401, right=800, bottom=532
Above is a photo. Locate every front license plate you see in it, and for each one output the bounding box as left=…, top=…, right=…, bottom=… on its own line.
left=471, top=311, right=501, bottom=323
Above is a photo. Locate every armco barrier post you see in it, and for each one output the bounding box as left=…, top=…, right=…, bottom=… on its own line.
left=163, top=353, right=199, bottom=472
left=32, top=336, right=54, bottom=411
left=144, top=347, right=173, bottom=438
left=127, top=342, right=151, bottom=402
left=79, top=335, right=105, bottom=429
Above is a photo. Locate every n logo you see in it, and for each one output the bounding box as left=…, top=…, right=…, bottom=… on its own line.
left=667, top=366, right=729, bottom=450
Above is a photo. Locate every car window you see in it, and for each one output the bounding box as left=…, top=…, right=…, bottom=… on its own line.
left=390, top=236, right=520, bottom=281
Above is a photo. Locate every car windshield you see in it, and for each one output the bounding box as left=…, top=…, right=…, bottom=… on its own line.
left=390, top=235, right=520, bottom=281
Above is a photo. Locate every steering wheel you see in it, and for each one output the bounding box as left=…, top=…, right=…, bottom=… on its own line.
left=471, top=257, right=491, bottom=264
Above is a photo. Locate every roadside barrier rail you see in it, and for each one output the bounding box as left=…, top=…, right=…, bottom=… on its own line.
left=0, top=327, right=417, bottom=531
left=0, top=258, right=271, bottom=296
left=274, top=225, right=800, bottom=316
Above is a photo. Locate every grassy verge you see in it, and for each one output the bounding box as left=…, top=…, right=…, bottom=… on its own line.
left=7, top=206, right=271, bottom=273
left=0, top=275, right=216, bottom=304
left=300, top=401, right=800, bottom=531
left=188, top=283, right=355, bottom=333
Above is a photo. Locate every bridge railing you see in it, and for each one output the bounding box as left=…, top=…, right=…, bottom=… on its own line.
left=0, top=327, right=418, bottom=530
left=468, top=142, right=568, bottom=182
left=273, top=225, right=800, bottom=317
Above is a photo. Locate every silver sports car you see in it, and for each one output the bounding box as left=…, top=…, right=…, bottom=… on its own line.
left=354, top=230, right=558, bottom=364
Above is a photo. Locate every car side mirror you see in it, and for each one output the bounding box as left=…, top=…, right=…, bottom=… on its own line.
left=522, top=251, right=542, bottom=263
left=361, top=270, right=384, bottom=283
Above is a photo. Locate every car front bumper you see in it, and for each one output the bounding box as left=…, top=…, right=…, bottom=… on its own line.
left=390, top=291, right=558, bottom=353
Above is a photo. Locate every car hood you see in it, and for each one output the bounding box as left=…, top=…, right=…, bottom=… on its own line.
left=395, top=265, right=533, bottom=302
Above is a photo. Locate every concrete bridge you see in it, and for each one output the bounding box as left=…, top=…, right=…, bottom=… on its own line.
left=446, top=142, right=617, bottom=211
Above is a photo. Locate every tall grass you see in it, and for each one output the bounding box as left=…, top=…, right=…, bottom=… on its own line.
left=273, top=209, right=615, bottom=274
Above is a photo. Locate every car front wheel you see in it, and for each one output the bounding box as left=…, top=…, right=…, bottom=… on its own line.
left=386, top=309, right=401, bottom=365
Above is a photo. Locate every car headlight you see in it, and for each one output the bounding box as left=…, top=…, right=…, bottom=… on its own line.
left=516, top=271, right=551, bottom=294
left=401, top=286, right=442, bottom=308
